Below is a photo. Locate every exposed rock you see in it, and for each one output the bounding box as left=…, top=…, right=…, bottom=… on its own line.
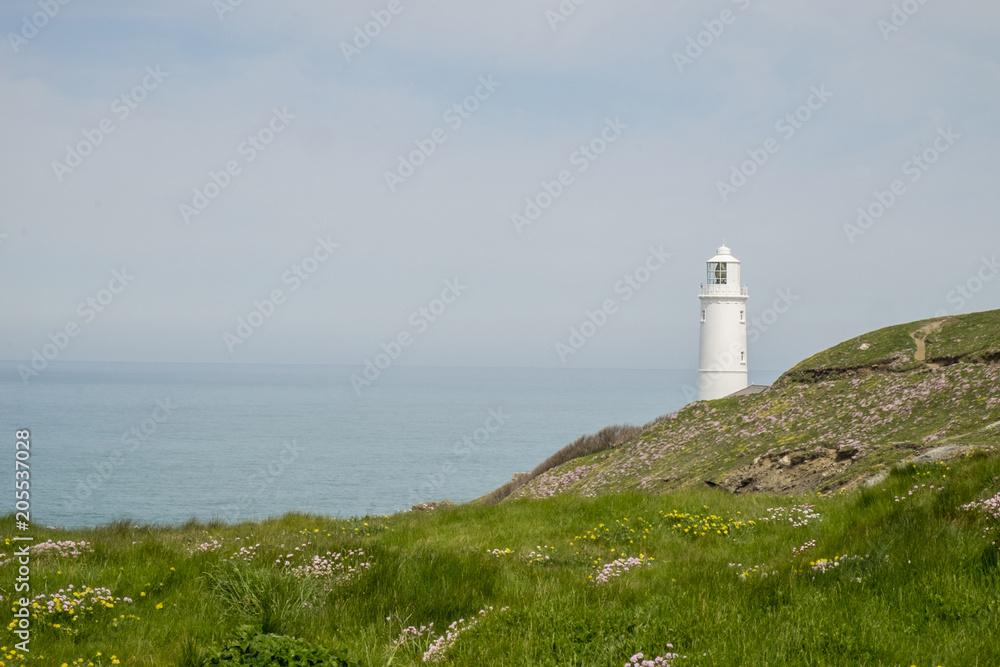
left=733, top=444, right=997, bottom=494
left=778, top=452, right=807, bottom=467
left=864, top=470, right=889, bottom=487
left=816, top=446, right=837, bottom=460
left=717, top=447, right=854, bottom=495
left=704, top=480, right=732, bottom=493
left=836, top=445, right=858, bottom=461
left=906, top=445, right=973, bottom=465
left=411, top=500, right=455, bottom=512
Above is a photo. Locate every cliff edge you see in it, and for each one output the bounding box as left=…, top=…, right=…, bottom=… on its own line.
left=488, top=309, right=1000, bottom=503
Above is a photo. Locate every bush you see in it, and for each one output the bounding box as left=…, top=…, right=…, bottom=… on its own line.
left=481, top=423, right=643, bottom=505
left=202, top=626, right=357, bottom=666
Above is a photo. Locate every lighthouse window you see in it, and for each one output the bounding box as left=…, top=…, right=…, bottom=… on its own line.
left=708, top=262, right=728, bottom=285
left=740, top=310, right=745, bottom=323
left=740, top=351, right=746, bottom=364
left=701, top=310, right=706, bottom=322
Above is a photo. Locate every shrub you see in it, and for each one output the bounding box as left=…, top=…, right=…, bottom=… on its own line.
left=202, top=625, right=357, bottom=666
left=481, top=424, right=643, bottom=505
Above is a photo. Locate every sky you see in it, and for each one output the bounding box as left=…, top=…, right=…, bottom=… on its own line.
left=1, top=0, right=998, bottom=374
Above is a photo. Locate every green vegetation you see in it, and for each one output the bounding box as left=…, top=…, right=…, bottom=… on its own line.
left=781, top=309, right=1000, bottom=380
left=203, top=626, right=353, bottom=666
left=780, top=316, right=929, bottom=380
left=8, top=308, right=1000, bottom=665
left=929, top=310, right=1000, bottom=364
left=5, top=453, right=1000, bottom=665
left=511, top=309, right=1000, bottom=500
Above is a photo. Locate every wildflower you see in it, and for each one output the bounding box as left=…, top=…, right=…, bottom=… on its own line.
left=423, top=607, right=507, bottom=662
left=626, top=648, right=679, bottom=666
left=592, top=556, right=652, bottom=584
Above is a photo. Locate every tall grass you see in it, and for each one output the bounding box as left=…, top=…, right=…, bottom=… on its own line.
left=204, top=561, right=322, bottom=634
left=6, top=453, right=1000, bottom=666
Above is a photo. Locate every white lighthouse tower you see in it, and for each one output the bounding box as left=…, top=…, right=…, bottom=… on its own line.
left=698, top=244, right=749, bottom=401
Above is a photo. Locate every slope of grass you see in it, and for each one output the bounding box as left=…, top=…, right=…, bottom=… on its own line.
left=929, top=310, right=1000, bottom=363
left=510, top=309, right=1000, bottom=500
left=780, top=309, right=1000, bottom=383
left=5, top=453, right=1000, bottom=666
left=779, top=317, right=932, bottom=382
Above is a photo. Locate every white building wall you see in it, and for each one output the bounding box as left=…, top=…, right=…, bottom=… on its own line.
left=698, top=299, right=748, bottom=400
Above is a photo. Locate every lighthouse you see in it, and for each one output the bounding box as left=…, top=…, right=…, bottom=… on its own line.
left=698, top=244, right=749, bottom=401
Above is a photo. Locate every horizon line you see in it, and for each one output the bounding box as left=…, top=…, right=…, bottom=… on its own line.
left=0, top=358, right=784, bottom=374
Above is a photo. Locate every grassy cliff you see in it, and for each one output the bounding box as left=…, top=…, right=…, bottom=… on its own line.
left=508, top=309, right=1000, bottom=501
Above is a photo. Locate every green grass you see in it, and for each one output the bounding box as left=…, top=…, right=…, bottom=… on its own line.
left=780, top=317, right=930, bottom=381
left=929, top=310, right=1000, bottom=363
left=6, top=453, right=1000, bottom=666
left=780, top=308, right=1000, bottom=381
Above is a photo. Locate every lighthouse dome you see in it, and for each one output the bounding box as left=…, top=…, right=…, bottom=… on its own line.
left=704, top=243, right=744, bottom=289
left=708, top=245, right=740, bottom=264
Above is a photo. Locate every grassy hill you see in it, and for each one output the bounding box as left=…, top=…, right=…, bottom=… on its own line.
left=505, top=309, right=1000, bottom=501
left=6, top=453, right=1000, bottom=665
left=7, top=309, right=1000, bottom=666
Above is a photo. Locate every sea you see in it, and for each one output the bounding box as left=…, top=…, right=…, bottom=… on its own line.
left=0, top=362, right=779, bottom=529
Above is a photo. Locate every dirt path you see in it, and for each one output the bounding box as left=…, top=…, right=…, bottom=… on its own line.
left=910, top=318, right=949, bottom=368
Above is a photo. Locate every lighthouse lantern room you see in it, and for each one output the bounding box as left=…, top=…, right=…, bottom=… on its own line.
left=698, top=244, right=749, bottom=401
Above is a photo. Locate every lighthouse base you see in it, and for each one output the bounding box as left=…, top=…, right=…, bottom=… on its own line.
left=697, top=369, right=748, bottom=401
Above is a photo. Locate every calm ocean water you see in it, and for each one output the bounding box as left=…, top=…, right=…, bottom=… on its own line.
left=1, top=362, right=778, bottom=529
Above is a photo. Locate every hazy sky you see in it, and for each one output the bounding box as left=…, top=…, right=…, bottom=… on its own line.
left=2, top=0, right=998, bottom=374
